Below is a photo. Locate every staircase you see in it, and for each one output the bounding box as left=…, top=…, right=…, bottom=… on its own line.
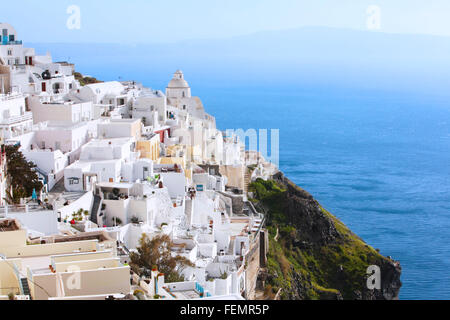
left=20, top=278, right=32, bottom=299
left=11, top=262, right=32, bottom=299
left=244, top=169, right=252, bottom=195
left=90, top=195, right=102, bottom=225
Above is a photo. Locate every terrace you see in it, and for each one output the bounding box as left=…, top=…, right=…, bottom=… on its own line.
left=163, top=282, right=211, bottom=299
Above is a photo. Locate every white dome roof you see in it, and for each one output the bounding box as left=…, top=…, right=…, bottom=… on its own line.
left=167, top=70, right=190, bottom=88
left=167, top=78, right=190, bottom=88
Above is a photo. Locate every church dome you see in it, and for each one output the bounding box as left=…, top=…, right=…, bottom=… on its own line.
left=167, top=70, right=190, bottom=88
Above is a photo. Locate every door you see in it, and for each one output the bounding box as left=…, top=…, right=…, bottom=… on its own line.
left=41, top=82, right=46, bottom=92
left=2, top=29, right=7, bottom=45
left=143, top=167, right=149, bottom=180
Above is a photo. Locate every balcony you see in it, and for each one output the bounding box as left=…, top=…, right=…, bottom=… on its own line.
left=0, top=93, right=24, bottom=102
left=2, top=40, right=23, bottom=45
left=0, top=112, right=33, bottom=125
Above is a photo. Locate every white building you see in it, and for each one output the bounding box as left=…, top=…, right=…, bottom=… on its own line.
left=132, top=89, right=167, bottom=128
left=0, top=93, right=32, bottom=143
left=1, top=23, right=79, bottom=96
left=0, top=25, right=267, bottom=300
left=64, top=137, right=139, bottom=192
left=29, top=95, right=94, bottom=125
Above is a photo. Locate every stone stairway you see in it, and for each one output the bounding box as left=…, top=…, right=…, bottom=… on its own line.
left=20, top=278, right=32, bottom=299
left=244, top=168, right=252, bottom=195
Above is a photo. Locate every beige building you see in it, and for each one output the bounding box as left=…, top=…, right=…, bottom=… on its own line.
left=0, top=219, right=131, bottom=300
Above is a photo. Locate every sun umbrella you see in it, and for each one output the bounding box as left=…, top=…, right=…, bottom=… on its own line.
left=31, top=188, right=37, bottom=200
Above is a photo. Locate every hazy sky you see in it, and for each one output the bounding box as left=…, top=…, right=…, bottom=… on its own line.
left=2, top=0, right=450, bottom=43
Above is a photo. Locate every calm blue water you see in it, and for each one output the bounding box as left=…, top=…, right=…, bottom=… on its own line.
left=195, top=85, right=450, bottom=300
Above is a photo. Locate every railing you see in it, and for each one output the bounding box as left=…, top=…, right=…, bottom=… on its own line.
left=0, top=93, right=24, bottom=102
left=0, top=203, right=47, bottom=214
left=0, top=112, right=32, bottom=125
left=2, top=40, right=23, bottom=45
left=11, top=263, right=26, bottom=296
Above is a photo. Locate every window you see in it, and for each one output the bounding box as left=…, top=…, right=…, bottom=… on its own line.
left=69, top=177, right=80, bottom=185
left=7, top=49, right=12, bottom=56
left=9, top=35, right=14, bottom=42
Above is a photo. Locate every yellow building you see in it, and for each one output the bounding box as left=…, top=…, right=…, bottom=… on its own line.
left=136, top=134, right=160, bottom=161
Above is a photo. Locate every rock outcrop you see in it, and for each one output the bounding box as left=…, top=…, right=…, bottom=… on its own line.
left=251, top=171, right=402, bottom=300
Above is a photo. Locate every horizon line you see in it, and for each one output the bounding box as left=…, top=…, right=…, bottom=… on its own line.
left=22, top=25, right=450, bottom=46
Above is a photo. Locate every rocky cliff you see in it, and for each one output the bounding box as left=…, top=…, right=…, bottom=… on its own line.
left=250, top=171, right=402, bottom=300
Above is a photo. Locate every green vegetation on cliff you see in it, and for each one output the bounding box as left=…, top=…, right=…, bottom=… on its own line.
left=74, top=72, right=103, bottom=86
left=249, top=176, right=401, bottom=300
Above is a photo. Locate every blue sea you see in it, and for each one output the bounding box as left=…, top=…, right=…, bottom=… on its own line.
left=196, top=84, right=450, bottom=300
left=40, top=41, right=450, bottom=299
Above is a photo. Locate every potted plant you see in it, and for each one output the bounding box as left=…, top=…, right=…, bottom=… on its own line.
left=112, top=217, right=123, bottom=226
left=130, top=216, right=140, bottom=224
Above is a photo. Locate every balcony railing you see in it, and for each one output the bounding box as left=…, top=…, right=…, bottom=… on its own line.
left=0, top=112, right=33, bottom=125
left=2, top=40, right=23, bottom=45
left=0, top=93, right=24, bottom=102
